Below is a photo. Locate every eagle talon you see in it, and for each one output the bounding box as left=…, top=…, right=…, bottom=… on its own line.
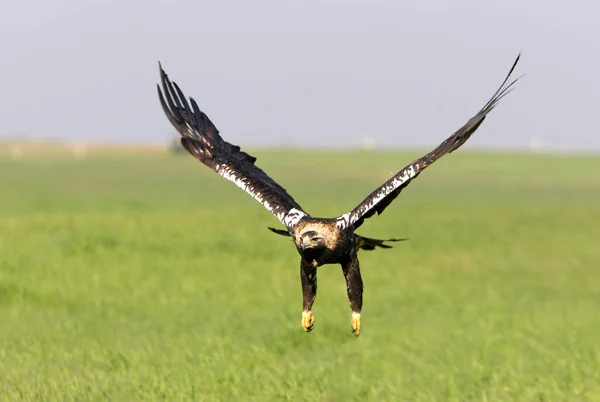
left=351, top=312, right=361, bottom=337
left=301, top=311, right=315, bottom=332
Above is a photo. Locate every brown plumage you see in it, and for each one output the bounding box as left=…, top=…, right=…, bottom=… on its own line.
left=157, top=54, right=522, bottom=336
left=268, top=227, right=407, bottom=251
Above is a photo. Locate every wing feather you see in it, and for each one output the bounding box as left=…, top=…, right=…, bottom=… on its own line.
left=157, top=64, right=307, bottom=229
left=337, top=54, right=523, bottom=230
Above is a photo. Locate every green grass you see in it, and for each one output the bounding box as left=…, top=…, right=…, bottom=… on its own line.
left=1, top=149, right=599, bottom=401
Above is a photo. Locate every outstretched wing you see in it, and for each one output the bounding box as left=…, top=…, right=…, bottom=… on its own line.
left=336, top=54, right=523, bottom=230
left=157, top=64, right=307, bottom=230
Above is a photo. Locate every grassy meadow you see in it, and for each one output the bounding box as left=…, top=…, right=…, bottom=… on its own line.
left=1, top=148, right=599, bottom=401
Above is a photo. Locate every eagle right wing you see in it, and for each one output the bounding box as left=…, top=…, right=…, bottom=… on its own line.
left=158, top=64, right=307, bottom=230
left=336, top=54, right=523, bottom=231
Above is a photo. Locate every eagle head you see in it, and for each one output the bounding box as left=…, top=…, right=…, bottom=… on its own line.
left=300, top=231, right=326, bottom=252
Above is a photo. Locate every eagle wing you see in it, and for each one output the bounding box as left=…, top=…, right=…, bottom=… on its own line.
left=157, top=65, right=307, bottom=230
left=336, top=54, right=523, bottom=231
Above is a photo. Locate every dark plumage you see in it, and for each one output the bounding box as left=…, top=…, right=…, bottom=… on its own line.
left=157, top=55, right=522, bottom=336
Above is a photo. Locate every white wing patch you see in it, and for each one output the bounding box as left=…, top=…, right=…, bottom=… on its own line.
left=217, top=165, right=274, bottom=212
left=217, top=165, right=305, bottom=228
left=284, top=208, right=306, bottom=228
left=336, top=165, right=418, bottom=229
left=335, top=212, right=351, bottom=229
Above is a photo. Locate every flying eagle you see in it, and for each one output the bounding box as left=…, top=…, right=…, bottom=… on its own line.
left=157, top=55, right=522, bottom=336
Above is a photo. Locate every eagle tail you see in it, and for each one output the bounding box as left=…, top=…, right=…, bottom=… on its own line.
left=354, top=234, right=408, bottom=251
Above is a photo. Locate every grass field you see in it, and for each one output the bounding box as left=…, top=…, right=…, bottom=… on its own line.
left=1, top=149, right=599, bottom=401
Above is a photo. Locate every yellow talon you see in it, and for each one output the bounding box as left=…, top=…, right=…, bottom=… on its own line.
left=351, top=312, right=361, bottom=336
left=301, top=311, right=315, bottom=332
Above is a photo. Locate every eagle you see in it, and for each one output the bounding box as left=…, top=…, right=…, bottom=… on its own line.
left=157, top=55, right=522, bottom=336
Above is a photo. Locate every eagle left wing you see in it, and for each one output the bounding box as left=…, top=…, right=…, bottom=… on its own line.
left=157, top=64, right=307, bottom=230
left=336, top=54, right=523, bottom=231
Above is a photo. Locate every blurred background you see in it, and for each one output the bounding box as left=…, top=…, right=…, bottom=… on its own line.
left=1, top=1, right=600, bottom=401
left=1, top=0, right=599, bottom=152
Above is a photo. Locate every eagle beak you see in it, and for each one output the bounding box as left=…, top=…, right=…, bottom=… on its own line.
left=301, top=238, right=312, bottom=251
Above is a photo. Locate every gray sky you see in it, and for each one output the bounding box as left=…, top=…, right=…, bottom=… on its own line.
left=1, top=0, right=598, bottom=150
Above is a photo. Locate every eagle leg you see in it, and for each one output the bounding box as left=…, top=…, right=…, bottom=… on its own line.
left=341, top=251, right=363, bottom=337
left=300, top=259, right=317, bottom=332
